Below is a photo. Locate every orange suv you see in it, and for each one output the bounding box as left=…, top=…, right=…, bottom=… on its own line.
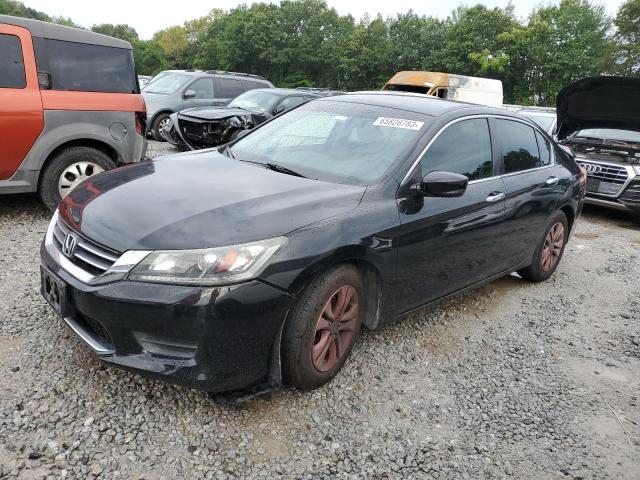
left=0, top=15, right=146, bottom=209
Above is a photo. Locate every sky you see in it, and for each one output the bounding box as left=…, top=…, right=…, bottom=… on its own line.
left=23, top=0, right=625, bottom=39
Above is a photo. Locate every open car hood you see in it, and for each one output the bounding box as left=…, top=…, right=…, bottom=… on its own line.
left=556, top=76, right=640, bottom=140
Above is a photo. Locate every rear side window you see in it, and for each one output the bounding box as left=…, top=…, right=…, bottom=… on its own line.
left=421, top=118, right=493, bottom=181
left=244, top=80, right=269, bottom=91
left=216, top=77, right=244, bottom=98
left=42, top=39, right=136, bottom=93
left=536, top=131, right=552, bottom=166
left=0, top=34, right=26, bottom=89
left=496, top=119, right=541, bottom=173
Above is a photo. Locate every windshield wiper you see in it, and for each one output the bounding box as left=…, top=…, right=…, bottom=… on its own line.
left=264, top=163, right=306, bottom=178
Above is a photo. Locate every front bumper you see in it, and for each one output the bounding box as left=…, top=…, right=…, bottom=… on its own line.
left=584, top=180, right=640, bottom=215
left=40, top=244, right=295, bottom=394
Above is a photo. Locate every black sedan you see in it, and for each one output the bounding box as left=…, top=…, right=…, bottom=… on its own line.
left=40, top=92, right=585, bottom=398
left=163, top=88, right=342, bottom=150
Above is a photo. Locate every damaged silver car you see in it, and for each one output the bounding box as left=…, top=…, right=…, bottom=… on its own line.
left=163, top=88, right=342, bottom=150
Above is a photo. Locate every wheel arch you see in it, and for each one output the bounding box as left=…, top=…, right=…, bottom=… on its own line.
left=37, top=138, right=119, bottom=190
left=284, top=246, right=385, bottom=331
left=149, top=109, right=174, bottom=129
left=559, top=204, right=576, bottom=235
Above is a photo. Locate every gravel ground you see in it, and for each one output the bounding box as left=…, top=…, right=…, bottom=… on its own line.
left=1, top=141, right=639, bottom=479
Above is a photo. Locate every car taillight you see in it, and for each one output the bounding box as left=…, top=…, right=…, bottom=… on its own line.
left=578, top=165, right=587, bottom=187
left=135, top=111, right=147, bottom=136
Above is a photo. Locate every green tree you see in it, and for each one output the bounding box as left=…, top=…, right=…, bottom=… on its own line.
left=615, top=0, right=640, bottom=75
left=388, top=11, right=447, bottom=72
left=91, top=23, right=139, bottom=44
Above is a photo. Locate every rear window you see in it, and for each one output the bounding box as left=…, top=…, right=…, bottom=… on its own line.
left=37, top=39, right=136, bottom=93
left=0, top=34, right=26, bottom=89
left=496, top=119, right=541, bottom=173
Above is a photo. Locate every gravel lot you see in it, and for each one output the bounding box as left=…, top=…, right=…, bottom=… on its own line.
left=1, top=141, right=639, bottom=479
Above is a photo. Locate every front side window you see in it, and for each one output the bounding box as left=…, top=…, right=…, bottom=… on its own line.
left=496, top=119, right=541, bottom=173
left=216, top=78, right=244, bottom=98
left=44, top=39, right=136, bottom=93
left=231, top=101, right=429, bottom=185
left=276, top=96, right=307, bottom=112
left=187, top=78, right=214, bottom=99
left=421, top=118, right=493, bottom=181
left=228, top=90, right=280, bottom=113
left=0, top=34, right=26, bottom=89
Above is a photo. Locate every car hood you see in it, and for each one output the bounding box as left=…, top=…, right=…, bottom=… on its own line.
left=58, top=152, right=365, bottom=252
left=556, top=76, right=640, bottom=140
left=179, top=107, right=257, bottom=121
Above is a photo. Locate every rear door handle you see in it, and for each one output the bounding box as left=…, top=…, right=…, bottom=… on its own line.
left=545, top=176, right=559, bottom=186
left=486, top=192, right=505, bottom=203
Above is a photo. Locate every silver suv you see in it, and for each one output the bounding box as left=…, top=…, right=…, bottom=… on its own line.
left=143, top=70, right=273, bottom=141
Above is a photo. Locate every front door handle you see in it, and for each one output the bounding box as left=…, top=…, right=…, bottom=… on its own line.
left=545, top=176, right=559, bottom=186
left=486, top=192, right=505, bottom=203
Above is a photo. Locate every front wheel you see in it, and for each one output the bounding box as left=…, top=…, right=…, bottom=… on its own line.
left=39, top=146, right=116, bottom=210
left=151, top=113, right=171, bottom=142
left=518, top=211, right=569, bottom=282
left=282, top=265, right=365, bottom=391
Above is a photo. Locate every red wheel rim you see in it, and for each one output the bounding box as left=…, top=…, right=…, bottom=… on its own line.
left=312, top=285, right=359, bottom=372
left=541, top=222, right=565, bottom=272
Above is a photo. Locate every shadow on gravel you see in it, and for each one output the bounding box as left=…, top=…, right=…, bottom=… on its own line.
left=581, top=204, right=639, bottom=231
left=0, top=193, right=49, bottom=218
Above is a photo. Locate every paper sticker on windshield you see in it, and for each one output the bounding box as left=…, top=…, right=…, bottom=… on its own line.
left=373, top=117, right=424, bottom=131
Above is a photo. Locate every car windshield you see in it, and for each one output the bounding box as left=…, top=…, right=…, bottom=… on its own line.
left=520, top=112, right=555, bottom=132
left=228, top=91, right=281, bottom=113
left=143, top=73, right=191, bottom=94
left=230, top=100, right=429, bottom=185
left=575, top=128, right=640, bottom=144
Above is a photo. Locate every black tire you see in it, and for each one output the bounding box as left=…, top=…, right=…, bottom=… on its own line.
left=282, top=265, right=365, bottom=391
left=518, top=211, right=569, bottom=282
left=39, top=146, right=116, bottom=211
left=151, top=113, right=171, bottom=142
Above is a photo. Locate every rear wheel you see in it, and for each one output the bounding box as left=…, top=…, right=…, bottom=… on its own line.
left=518, top=211, right=569, bottom=282
left=151, top=113, right=171, bottom=142
left=39, top=146, right=116, bottom=210
left=282, top=265, right=365, bottom=390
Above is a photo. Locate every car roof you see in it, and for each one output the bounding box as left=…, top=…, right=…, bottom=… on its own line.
left=246, top=88, right=320, bottom=97
left=323, top=91, right=514, bottom=118
left=0, top=14, right=131, bottom=49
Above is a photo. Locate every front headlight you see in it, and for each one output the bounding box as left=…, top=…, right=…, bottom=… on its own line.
left=127, top=237, right=286, bottom=286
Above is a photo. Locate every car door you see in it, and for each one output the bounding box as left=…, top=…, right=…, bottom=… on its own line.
left=181, top=77, right=217, bottom=110
left=0, top=24, right=43, bottom=180
left=395, top=117, right=512, bottom=311
left=492, top=119, right=563, bottom=267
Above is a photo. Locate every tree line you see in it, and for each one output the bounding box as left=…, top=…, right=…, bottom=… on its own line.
left=2, top=0, right=640, bottom=105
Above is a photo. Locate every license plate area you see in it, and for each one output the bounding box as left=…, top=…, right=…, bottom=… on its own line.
left=41, top=266, right=67, bottom=316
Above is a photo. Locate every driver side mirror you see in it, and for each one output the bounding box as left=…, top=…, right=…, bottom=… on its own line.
left=183, top=89, right=196, bottom=99
left=411, top=171, right=468, bottom=197
left=273, top=104, right=286, bottom=115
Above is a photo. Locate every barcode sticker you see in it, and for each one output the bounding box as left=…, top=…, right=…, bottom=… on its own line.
left=373, top=117, right=424, bottom=130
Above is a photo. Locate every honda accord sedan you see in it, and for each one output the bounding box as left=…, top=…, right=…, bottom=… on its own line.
left=40, top=92, right=585, bottom=399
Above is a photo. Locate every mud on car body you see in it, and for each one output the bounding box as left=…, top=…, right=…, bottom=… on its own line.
left=163, top=88, right=342, bottom=150
left=41, top=92, right=584, bottom=399
left=557, top=76, right=640, bottom=219
left=0, top=14, right=146, bottom=210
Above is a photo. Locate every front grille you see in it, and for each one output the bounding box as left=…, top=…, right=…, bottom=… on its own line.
left=179, top=118, right=223, bottom=147
left=52, top=218, right=120, bottom=277
left=620, top=182, right=640, bottom=207
left=579, top=161, right=629, bottom=197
